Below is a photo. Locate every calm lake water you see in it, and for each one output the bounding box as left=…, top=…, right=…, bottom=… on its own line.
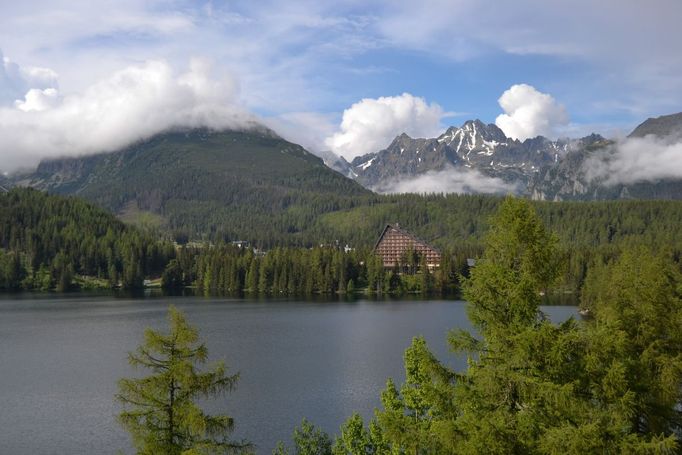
left=0, top=293, right=578, bottom=454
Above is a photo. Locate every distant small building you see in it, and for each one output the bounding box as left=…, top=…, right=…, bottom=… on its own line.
left=231, top=240, right=250, bottom=249
left=373, top=224, right=441, bottom=270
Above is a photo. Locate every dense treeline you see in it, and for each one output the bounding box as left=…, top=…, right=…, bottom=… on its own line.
left=313, top=194, right=682, bottom=291
left=0, top=188, right=175, bottom=290
left=169, top=194, right=682, bottom=294
left=276, top=198, right=682, bottom=453
left=4, top=186, right=682, bottom=296
left=164, top=191, right=682, bottom=292
left=163, top=244, right=470, bottom=296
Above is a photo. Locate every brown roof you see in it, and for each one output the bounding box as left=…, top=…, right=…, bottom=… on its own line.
left=372, top=224, right=441, bottom=253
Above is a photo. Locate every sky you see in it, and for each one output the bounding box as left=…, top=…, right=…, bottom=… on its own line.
left=1, top=0, right=682, bottom=171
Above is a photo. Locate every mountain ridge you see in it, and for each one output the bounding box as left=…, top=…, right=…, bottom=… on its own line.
left=5, top=127, right=373, bottom=244
left=331, top=112, right=682, bottom=201
left=5, top=111, right=682, bottom=243
left=342, top=118, right=604, bottom=193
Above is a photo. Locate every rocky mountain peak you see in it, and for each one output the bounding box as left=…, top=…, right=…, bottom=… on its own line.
left=628, top=112, right=682, bottom=139
left=329, top=112, right=682, bottom=201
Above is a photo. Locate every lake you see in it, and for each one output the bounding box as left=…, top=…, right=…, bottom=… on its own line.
left=0, top=293, right=578, bottom=454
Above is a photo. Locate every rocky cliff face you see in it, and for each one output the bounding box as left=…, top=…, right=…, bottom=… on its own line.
left=529, top=113, right=682, bottom=201
left=333, top=112, right=682, bottom=201
left=346, top=119, right=603, bottom=194
left=628, top=112, right=682, bottom=139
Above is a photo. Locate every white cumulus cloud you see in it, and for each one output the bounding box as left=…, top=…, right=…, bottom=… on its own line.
left=15, top=88, right=61, bottom=112
left=324, top=93, right=447, bottom=160
left=0, top=49, right=59, bottom=106
left=495, top=84, right=569, bottom=141
left=0, top=58, right=257, bottom=173
left=376, top=166, right=519, bottom=195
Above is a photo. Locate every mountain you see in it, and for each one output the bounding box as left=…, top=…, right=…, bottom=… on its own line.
left=529, top=113, right=682, bottom=201
left=335, top=112, right=682, bottom=201
left=6, top=128, right=372, bottom=244
left=628, top=112, right=682, bottom=139
left=347, top=119, right=602, bottom=193
left=315, top=149, right=356, bottom=179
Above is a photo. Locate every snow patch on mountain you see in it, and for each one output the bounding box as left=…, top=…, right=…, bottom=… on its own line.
left=358, top=157, right=376, bottom=170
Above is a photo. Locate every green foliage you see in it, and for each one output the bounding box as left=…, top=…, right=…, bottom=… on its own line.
left=25, top=129, right=372, bottom=245
left=6, top=184, right=682, bottom=296
left=331, top=414, right=374, bottom=455
left=117, top=306, right=251, bottom=455
left=0, top=250, right=25, bottom=289
left=580, top=248, right=682, bottom=440
left=288, top=197, right=682, bottom=454
left=318, top=195, right=682, bottom=292
left=462, top=196, right=561, bottom=337
left=162, top=259, right=185, bottom=289
left=375, top=338, right=457, bottom=454
left=273, top=419, right=332, bottom=455
left=169, top=245, right=453, bottom=297
left=0, top=188, right=175, bottom=290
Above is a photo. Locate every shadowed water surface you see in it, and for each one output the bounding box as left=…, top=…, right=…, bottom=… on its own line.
left=0, top=294, right=577, bottom=453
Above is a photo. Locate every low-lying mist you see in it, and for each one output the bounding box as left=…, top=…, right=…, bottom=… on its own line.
left=374, top=166, right=519, bottom=195
left=584, top=134, right=682, bottom=185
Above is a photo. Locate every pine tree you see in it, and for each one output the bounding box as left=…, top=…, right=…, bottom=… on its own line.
left=273, top=419, right=333, bottom=455
left=461, top=196, right=561, bottom=339
left=245, top=257, right=259, bottom=293
left=161, top=259, right=184, bottom=289
left=117, top=306, right=251, bottom=454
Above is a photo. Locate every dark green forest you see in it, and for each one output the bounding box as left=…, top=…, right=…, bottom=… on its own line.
left=0, top=188, right=174, bottom=290
left=165, top=244, right=463, bottom=296
left=3, top=187, right=682, bottom=296
left=164, top=193, right=682, bottom=295
left=273, top=198, right=682, bottom=454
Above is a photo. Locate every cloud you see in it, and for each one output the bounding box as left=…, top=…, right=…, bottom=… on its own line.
left=2, top=1, right=682, bottom=163
left=495, top=84, right=569, bottom=141
left=1, top=0, right=682, bottom=130
left=376, top=166, right=519, bottom=195
left=584, top=136, right=682, bottom=185
left=2, top=0, right=681, bottom=138
left=0, top=49, right=59, bottom=106
left=0, top=58, right=257, bottom=173
left=262, top=111, right=338, bottom=155
left=325, top=93, right=447, bottom=160
left=15, top=88, right=61, bottom=112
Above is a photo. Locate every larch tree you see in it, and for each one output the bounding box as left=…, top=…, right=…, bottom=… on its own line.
left=117, top=306, right=251, bottom=455
left=273, top=419, right=333, bottom=455
left=275, top=197, right=682, bottom=454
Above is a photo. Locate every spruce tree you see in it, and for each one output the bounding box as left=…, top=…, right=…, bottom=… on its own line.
left=117, top=306, right=251, bottom=454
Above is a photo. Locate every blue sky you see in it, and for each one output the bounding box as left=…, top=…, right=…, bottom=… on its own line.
left=1, top=0, right=681, bottom=169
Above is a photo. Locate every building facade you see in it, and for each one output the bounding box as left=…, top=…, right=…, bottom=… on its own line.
left=373, top=224, right=441, bottom=270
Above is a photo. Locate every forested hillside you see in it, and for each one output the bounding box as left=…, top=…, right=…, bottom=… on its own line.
left=9, top=129, right=374, bottom=244
left=311, top=195, right=682, bottom=289
left=0, top=188, right=175, bottom=290
left=8, top=126, right=682, bottom=258
left=3, top=186, right=682, bottom=294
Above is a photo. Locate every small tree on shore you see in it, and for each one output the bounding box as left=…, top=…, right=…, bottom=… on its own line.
left=117, top=306, right=251, bottom=454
